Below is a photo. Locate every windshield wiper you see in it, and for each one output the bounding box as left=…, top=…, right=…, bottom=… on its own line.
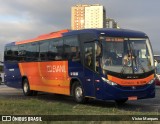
left=129, top=43, right=146, bottom=73
left=134, top=55, right=146, bottom=73
left=120, top=40, right=133, bottom=74
left=121, top=40, right=146, bottom=74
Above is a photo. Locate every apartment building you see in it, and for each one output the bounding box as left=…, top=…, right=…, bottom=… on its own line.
left=106, top=18, right=118, bottom=28
left=71, top=4, right=106, bottom=30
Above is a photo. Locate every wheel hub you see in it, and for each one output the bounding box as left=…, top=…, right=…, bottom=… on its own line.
left=75, top=87, right=82, bottom=99
left=23, top=83, right=28, bottom=93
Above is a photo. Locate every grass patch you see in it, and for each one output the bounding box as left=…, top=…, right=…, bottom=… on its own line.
left=0, top=95, right=159, bottom=123
left=0, top=95, right=159, bottom=115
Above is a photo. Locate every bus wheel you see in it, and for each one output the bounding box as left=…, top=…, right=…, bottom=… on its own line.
left=73, top=82, right=87, bottom=103
left=115, top=99, right=127, bottom=105
left=23, top=78, right=33, bottom=96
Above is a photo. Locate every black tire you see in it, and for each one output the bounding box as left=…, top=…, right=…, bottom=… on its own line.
left=22, top=78, right=33, bottom=96
left=73, top=82, right=88, bottom=103
left=115, top=99, right=127, bottom=105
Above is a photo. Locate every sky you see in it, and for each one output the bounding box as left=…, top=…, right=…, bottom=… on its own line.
left=0, top=0, right=160, bottom=60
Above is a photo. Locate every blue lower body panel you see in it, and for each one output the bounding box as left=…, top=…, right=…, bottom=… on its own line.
left=98, top=82, right=155, bottom=100
left=4, top=62, right=22, bottom=88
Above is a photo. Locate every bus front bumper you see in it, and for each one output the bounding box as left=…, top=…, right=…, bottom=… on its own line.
left=99, top=82, right=155, bottom=101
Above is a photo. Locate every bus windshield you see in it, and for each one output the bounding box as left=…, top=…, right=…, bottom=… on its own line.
left=101, top=37, right=154, bottom=74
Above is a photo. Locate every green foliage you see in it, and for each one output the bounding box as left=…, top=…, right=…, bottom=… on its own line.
left=0, top=65, right=3, bottom=72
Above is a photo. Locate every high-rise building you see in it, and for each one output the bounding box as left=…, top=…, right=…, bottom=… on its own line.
left=71, top=4, right=106, bottom=30
left=71, top=4, right=87, bottom=30
left=106, top=18, right=118, bottom=29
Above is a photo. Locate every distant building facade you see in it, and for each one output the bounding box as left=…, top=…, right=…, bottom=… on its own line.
left=106, top=18, right=118, bottom=28
left=71, top=4, right=106, bottom=30
left=71, top=4, right=86, bottom=30
left=0, top=52, right=3, bottom=62
left=84, top=4, right=106, bottom=29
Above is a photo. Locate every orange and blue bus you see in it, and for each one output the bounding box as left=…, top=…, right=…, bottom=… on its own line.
left=4, top=29, right=155, bottom=104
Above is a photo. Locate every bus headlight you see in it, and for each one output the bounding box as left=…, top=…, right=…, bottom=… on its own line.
left=102, top=77, right=117, bottom=86
left=148, top=78, right=155, bottom=84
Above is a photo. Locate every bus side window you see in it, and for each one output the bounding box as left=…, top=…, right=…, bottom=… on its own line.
left=64, top=36, right=80, bottom=62
left=18, top=44, right=26, bottom=61
left=4, top=46, right=12, bottom=61
left=84, top=44, right=94, bottom=70
left=95, top=43, right=101, bottom=72
left=26, top=43, right=39, bottom=61
left=39, top=40, right=49, bottom=61
left=48, top=38, right=63, bottom=61
left=7, top=46, right=19, bottom=61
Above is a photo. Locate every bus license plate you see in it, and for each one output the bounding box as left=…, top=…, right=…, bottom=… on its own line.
left=128, top=96, right=137, bottom=100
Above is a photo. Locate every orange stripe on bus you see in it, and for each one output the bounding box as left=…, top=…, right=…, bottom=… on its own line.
left=15, top=29, right=69, bottom=45
left=18, top=61, right=71, bottom=95
left=107, top=74, right=154, bottom=86
left=31, top=84, right=69, bottom=89
left=31, top=85, right=70, bottom=95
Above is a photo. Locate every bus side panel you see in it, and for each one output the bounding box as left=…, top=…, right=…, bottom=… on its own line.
left=18, top=61, right=70, bottom=95
left=68, top=61, right=97, bottom=98
left=4, top=62, right=22, bottom=88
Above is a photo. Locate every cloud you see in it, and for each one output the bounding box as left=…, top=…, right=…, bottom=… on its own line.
left=0, top=0, right=160, bottom=56
left=0, top=0, right=77, bottom=53
left=0, top=0, right=71, bottom=51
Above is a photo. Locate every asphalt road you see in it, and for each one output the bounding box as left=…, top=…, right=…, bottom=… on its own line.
left=0, top=84, right=22, bottom=96
left=0, top=84, right=160, bottom=113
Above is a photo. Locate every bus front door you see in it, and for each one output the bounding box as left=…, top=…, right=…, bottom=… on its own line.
left=83, top=42, right=96, bottom=97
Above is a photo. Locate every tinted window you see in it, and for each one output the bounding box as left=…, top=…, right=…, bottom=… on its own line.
left=4, top=47, right=8, bottom=61
left=84, top=43, right=94, bottom=69
left=4, top=46, right=19, bottom=61
left=48, top=38, right=63, bottom=60
left=64, top=36, right=80, bottom=61
left=11, top=46, right=19, bottom=61
left=4, top=46, right=12, bottom=61
left=39, top=40, right=49, bottom=61
left=5, top=46, right=11, bottom=55
left=18, top=44, right=26, bottom=61
left=26, top=42, right=39, bottom=61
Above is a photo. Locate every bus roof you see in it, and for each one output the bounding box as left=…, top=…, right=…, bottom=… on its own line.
left=6, top=28, right=148, bottom=46
left=63, top=28, right=148, bottom=38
